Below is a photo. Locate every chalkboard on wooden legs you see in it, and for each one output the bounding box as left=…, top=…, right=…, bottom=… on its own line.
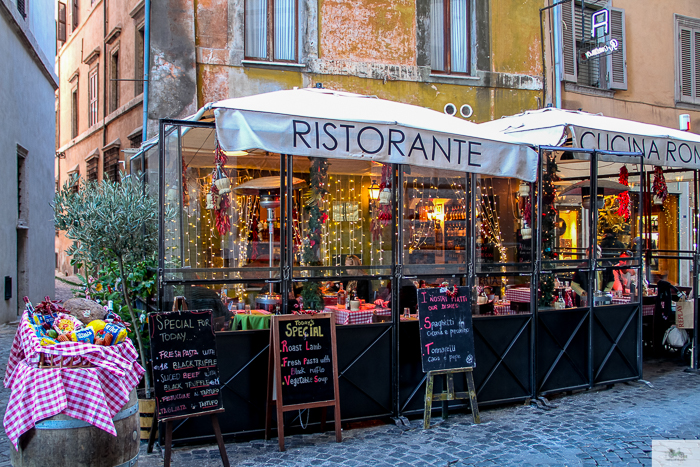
left=416, top=286, right=476, bottom=373
left=265, top=313, right=342, bottom=452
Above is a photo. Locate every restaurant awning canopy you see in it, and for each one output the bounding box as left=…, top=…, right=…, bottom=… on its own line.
left=211, top=88, right=538, bottom=182
left=478, top=107, right=700, bottom=170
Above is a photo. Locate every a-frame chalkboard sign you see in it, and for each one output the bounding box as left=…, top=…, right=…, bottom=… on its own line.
left=265, top=313, right=342, bottom=451
left=147, top=297, right=230, bottom=467
left=417, top=286, right=480, bottom=429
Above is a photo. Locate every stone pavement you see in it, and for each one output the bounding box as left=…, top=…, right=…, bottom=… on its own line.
left=134, top=360, right=700, bottom=467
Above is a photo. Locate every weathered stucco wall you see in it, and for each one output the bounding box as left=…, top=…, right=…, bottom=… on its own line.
left=148, top=0, right=197, bottom=137
left=320, top=0, right=416, bottom=64
left=0, top=1, right=56, bottom=321
left=490, top=0, right=541, bottom=75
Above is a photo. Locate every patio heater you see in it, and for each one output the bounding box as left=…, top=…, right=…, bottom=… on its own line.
left=234, top=176, right=305, bottom=312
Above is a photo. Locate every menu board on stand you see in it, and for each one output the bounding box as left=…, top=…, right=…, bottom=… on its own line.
left=148, top=298, right=230, bottom=467
left=265, top=313, right=341, bottom=451
left=416, top=286, right=480, bottom=429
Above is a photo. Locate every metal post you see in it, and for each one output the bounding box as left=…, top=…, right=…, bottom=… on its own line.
left=392, top=164, right=401, bottom=418
left=533, top=148, right=544, bottom=396
left=588, top=151, right=598, bottom=388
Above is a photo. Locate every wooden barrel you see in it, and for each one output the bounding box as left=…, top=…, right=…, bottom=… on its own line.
left=11, top=389, right=140, bottom=467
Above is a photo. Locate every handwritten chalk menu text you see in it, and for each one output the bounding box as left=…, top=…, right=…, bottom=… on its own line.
left=276, top=315, right=334, bottom=405
left=417, top=287, right=476, bottom=373
left=149, top=309, right=222, bottom=419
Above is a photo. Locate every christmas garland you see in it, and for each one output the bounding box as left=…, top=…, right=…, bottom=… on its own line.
left=616, top=165, right=630, bottom=221
left=652, top=166, right=668, bottom=204
left=300, top=158, right=329, bottom=310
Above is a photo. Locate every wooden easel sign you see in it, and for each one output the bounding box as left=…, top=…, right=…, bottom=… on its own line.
left=148, top=298, right=230, bottom=467
left=417, top=286, right=480, bottom=428
left=265, top=313, right=342, bottom=451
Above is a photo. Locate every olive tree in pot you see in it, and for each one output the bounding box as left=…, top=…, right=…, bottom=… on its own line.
left=53, top=173, right=164, bottom=397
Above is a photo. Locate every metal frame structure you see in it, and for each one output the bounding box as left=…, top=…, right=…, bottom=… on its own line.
left=154, top=118, right=699, bottom=445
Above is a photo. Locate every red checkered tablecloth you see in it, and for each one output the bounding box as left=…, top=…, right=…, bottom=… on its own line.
left=4, top=312, right=144, bottom=449
left=324, top=305, right=391, bottom=325
left=505, top=288, right=531, bottom=303
left=611, top=298, right=655, bottom=316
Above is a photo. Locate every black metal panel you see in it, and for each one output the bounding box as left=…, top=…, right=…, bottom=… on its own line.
left=536, top=308, right=590, bottom=394
left=335, top=323, right=393, bottom=420
left=398, top=316, right=532, bottom=417
left=592, top=304, right=640, bottom=385
left=472, top=315, right=533, bottom=402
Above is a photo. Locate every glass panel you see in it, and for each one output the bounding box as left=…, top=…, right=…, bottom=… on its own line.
left=450, top=0, right=468, bottom=73
left=402, top=166, right=467, bottom=276
left=245, top=0, right=267, bottom=59
left=162, top=126, right=182, bottom=271
left=475, top=175, right=523, bottom=265
left=543, top=149, right=592, bottom=270
left=474, top=275, right=531, bottom=317
left=161, top=125, right=282, bottom=281
left=292, top=156, right=392, bottom=277
left=274, top=0, right=295, bottom=61
left=430, top=0, right=445, bottom=71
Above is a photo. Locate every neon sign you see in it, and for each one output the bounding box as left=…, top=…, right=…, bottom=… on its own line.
left=590, top=10, right=609, bottom=38
left=584, top=38, right=618, bottom=60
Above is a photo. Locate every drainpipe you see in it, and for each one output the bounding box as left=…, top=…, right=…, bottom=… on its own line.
left=142, top=0, right=150, bottom=143
left=552, top=2, right=562, bottom=109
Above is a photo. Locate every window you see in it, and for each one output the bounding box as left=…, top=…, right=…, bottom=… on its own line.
left=135, top=27, right=145, bottom=96
left=430, top=0, right=470, bottom=74
left=72, top=0, right=78, bottom=31
left=88, top=67, right=98, bottom=127
left=560, top=1, right=627, bottom=90
left=17, top=146, right=27, bottom=226
left=104, top=147, right=120, bottom=182
left=86, top=153, right=98, bottom=181
left=68, top=167, right=80, bottom=193
left=57, top=2, right=66, bottom=48
left=71, top=86, right=78, bottom=139
left=110, top=50, right=119, bottom=112
left=17, top=0, right=26, bottom=18
left=676, top=15, right=700, bottom=105
left=244, top=0, right=297, bottom=62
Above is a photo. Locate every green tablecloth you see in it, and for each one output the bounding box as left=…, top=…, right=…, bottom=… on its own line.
left=233, top=313, right=272, bottom=330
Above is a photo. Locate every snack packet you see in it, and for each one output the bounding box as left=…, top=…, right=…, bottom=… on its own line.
left=74, top=327, right=95, bottom=344
left=103, top=323, right=127, bottom=346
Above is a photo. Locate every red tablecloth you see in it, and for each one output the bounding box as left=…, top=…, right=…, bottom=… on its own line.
left=324, top=305, right=390, bottom=325
left=505, top=288, right=531, bottom=303
left=4, top=312, right=144, bottom=449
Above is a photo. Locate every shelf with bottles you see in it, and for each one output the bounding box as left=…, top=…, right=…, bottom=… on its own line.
left=444, top=223, right=467, bottom=238
left=443, top=203, right=467, bottom=221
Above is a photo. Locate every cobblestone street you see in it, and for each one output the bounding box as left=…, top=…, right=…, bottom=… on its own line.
left=0, top=278, right=698, bottom=466
left=132, top=359, right=699, bottom=467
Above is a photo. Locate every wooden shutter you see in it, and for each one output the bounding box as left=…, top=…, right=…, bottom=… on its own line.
left=560, top=0, right=577, bottom=83
left=57, top=3, right=66, bottom=44
left=72, top=0, right=78, bottom=30
left=17, top=0, right=26, bottom=18
left=607, top=7, right=627, bottom=90
left=679, top=27, right=693, bottom=102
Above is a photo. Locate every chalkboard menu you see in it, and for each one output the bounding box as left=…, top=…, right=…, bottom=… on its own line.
left=417, top=286, right=476, bottom=373
left=274, top=314, right=335, bottom=405
left=149, top=309, right=222, bottom=420
left=266, top=313, right=342, bottom=451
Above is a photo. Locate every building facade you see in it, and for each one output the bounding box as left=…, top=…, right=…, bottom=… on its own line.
left=0, top=0, right=57, bottom=321
left=146, top=0, right=544, bottom=136
left=55, top=0, right=146, bottom=275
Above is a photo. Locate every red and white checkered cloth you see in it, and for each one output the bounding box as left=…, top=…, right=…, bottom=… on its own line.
left=505, top=288, right=531, bottom=303
left=324, top=305, right=391, bottom=325
left=4, top=312, right=144, bottom=449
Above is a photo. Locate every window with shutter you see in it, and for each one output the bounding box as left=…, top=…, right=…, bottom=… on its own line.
left=88, top=68, right=98, bottom=127
left=72, top=0, right=78, bottom=31
left=57, top=3, right=66, bottom=47
left=676, top=15, right=700, bottom=106
left=16, top=0, right=26, bottom=18
left=560, top=1, right=625, bottom=91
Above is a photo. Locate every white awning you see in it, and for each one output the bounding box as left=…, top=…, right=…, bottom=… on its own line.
left=211, top=88, right=538, bottom=182
left=479, top=107, right=700, bottom=170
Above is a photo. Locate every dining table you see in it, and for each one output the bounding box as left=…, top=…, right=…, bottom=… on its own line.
left=323, top=304, right=391, bottom=325
left=232, top=310, right=273, bottom=330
